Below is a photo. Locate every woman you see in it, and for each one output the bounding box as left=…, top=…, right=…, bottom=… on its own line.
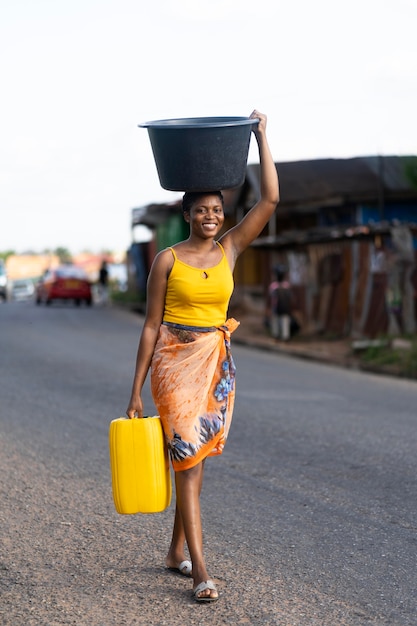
left=126, top=110, right=279, bottom=602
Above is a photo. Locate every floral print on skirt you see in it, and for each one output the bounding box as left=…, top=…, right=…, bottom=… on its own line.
left=150, top=318, right=240, bottom=471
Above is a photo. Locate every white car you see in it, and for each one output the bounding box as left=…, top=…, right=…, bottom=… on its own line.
left=11, top=278, right=35, bottom=301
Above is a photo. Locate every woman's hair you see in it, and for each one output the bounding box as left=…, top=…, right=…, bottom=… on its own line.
left=182, top=191, right=224, bottom=213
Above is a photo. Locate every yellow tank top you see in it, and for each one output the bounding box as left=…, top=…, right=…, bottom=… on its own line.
left=163, top=242, right=234, bottom=327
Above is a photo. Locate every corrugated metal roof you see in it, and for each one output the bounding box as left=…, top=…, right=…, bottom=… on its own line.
left=132, top=155, right=417, bottom=226
left=363, top=156, right=416, bottom=192
left=252, top=221, right=417, bottom=249
left=247, top=155, right=417, bottom=210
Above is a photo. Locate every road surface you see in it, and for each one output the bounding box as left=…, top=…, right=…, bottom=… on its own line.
left=1, top=302, right=416, bottom=625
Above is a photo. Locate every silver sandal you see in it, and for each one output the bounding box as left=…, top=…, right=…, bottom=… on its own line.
left=167, top=559, right=192, bottom=577
left=193, top=580, right=219, bottom=603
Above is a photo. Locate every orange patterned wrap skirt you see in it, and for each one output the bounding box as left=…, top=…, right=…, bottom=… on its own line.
left=150, top=318, right=240, bottom=472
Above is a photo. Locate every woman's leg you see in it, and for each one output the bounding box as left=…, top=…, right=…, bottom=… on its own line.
left=172, top=461, right=217, bottom=600
left=166, top=460, right=205, bottom=570
left=281, top=314, right=290, bottom=341
left=165, top=504, right=188, bottom=570
left=271, top=313, right=279, bottom=339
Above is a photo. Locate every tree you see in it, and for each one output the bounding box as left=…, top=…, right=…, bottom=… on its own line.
left=54, top=247, right=72, bottom=263
left=0, top=250, right=15, bottom=261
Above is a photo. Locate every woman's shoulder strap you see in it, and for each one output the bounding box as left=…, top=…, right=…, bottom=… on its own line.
left=216, top=241, right=225, bottom=256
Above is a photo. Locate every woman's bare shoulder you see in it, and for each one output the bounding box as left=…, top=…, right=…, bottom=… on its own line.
left=155, top=246, right=175, bottom=260
left=150, top=247, right=175, bottom=274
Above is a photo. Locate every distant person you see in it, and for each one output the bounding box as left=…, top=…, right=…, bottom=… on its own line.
left=268, top=266, right=293, bottom=341
left=98, top=260, right=109, bottom=304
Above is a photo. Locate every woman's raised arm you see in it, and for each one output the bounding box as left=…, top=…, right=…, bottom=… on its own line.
left=221, top=110, right=279, bottom=262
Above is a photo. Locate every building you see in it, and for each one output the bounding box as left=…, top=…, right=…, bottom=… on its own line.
left=130, top=155, right=417, bottom=338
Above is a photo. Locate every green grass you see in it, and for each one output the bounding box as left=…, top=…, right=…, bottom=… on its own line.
left=110, top=289, right=145, bottom=311
left=361, top=337, right=417, bottom=378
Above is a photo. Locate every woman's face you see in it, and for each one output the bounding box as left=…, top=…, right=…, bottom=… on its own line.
left=186, top=194, right=225, bottom=238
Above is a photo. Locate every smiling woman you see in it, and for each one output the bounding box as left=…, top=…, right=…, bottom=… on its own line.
left=126, top=110, right=279, bottom=603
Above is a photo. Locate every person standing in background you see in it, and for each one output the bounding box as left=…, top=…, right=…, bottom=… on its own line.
left=98, top=260, right=109, bottom=304
left=268, top=265, right=293, bottom=341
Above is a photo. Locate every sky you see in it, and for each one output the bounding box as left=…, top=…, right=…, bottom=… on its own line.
left=1, top=0, right=416, bottom=254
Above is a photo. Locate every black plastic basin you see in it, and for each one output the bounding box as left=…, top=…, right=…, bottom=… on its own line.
left=139, top=116, right=259, bottom=192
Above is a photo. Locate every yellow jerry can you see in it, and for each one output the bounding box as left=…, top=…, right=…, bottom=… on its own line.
left=109, top=416, right=172, bottom=514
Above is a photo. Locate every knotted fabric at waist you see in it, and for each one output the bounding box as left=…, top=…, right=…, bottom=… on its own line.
left=162, top=317, right=240, bottom=336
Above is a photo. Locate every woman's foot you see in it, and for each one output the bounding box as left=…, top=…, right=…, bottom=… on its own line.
left=166, top=551, right=192, bottom=577
left=193, top=580, right=219, bottom=603
left=166, top=558, right=192, bottom=577
left=192, top=564, right=218, bottom=602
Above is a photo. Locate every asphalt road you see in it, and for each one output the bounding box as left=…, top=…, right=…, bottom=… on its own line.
left=1, top=301, right=417, bottom=626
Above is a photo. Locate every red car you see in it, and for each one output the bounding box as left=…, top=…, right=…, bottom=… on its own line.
left=35, top=265, right=93, bottom=306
